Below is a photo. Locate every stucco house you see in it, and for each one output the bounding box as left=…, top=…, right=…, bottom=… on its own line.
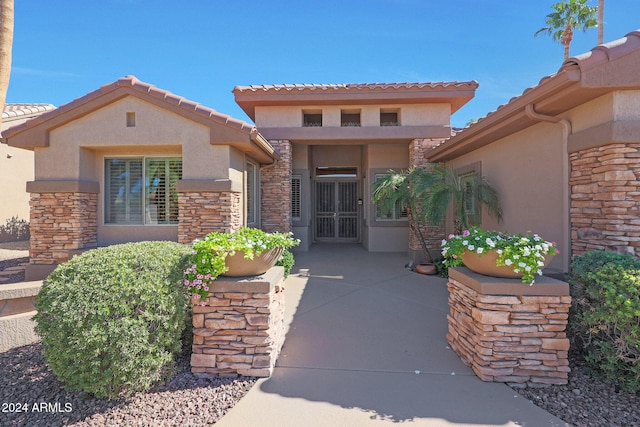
left=4, top=29, right=639, bottom=281
left=2, top=77, right=476, bottom=280
left=1, top=104, right=55, bottom=238
left=428, top=29, right=640, bottom=276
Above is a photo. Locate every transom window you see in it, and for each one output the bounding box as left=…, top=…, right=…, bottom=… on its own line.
left=105, top=157, right=182, bottom=225
left=303, top=111, right=322, bottom=127
left=380, top=110, right=399, bottom=126
left=341, top=110, right=361, bottom=127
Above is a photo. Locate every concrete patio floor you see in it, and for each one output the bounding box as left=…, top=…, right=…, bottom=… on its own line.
left=217, top=244, right=568, bottom=426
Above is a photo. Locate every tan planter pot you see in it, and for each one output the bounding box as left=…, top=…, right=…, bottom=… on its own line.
left=221, top=246, right=283, bottom=277
left=461, top=250, right=551, bottom=279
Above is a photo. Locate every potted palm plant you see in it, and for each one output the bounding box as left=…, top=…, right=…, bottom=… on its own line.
left=372, top=163, right=503, bottom=274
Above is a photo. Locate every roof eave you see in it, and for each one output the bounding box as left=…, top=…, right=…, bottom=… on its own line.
left=427, top=68, right=582, bottom=162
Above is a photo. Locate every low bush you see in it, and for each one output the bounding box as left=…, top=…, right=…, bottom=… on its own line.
left=570, top=250, right=640, bottom=392
left=276, top=248, right=295, bottom=278
left=34, top=241, right=192, bottom=399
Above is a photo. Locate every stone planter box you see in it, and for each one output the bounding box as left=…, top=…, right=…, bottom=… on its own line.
left=190, top=266, right=286, bottom=378
left=446, top=267, right=571, bottom=387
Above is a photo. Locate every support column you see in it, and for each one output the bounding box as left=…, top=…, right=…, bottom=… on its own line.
left=26, top=180, right=99, bottom=280
left=408, top=139, right=446, bottom=262
left=261, top=140, right=292, bottom=233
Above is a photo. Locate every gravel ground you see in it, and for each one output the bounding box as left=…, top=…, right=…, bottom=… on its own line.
left=1, top=343, right=638, bottom=426
left=0, top=343, right=257, bottom=426
left=512, top=356, right=640, bottom=427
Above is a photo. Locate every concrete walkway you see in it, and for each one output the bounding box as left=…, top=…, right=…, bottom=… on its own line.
left=218, top=244, right=568, bottom=426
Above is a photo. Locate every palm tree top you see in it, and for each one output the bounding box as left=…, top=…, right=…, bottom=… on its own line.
left=535, top=0, right=597, bottom=60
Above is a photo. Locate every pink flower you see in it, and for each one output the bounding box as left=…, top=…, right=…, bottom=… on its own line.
left=452, top=254, right=458, bottom=259
left=199, top=302, right=206, bottom=307
left=463, top=230, right=470, bottom=236
left=448, top=234, right=454, bottom=239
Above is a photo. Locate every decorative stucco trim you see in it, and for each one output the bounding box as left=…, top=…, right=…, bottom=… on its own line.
left=26, top=180, right=100, bottom=193
left=175, top=179, right=242, bottom=193
left=258, top=125, right=452, bottom=143
left=568, top=120, right=640, bottom=153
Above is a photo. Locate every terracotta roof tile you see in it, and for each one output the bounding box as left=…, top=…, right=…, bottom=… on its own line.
left=456, top=30, right=640, bottom=136
left=2, top=103, right=55, bottom=120
left=428, top=29, right=640, bottom=160
left=234, top=81, right=478, bottom=93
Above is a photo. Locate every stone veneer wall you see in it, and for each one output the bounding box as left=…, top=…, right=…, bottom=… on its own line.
left=261, top=140, right=291, bottom=233
left=408, top=138, right=445, bottom=261
left=570, top=143, right=640, bottom=257
left=178, top=191, right=242, bottom=244
left=190, top=267, right=286, bottom=377
left=29, top=192, right=97, bottom=265
left=446, top=268, right=571, bottom=386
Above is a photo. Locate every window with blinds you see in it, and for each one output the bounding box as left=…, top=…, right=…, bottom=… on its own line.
left=105, top=157, right=182, bottom=225
left=291, top=175, right=301, bottom=221
left=246, top=161, right=257, bottom=225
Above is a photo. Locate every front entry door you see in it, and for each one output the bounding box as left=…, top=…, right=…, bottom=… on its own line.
left=315, top=181, right=359, bottom=241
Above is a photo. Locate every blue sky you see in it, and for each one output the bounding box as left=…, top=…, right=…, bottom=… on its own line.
left=6, top=1, right=640, bottom=128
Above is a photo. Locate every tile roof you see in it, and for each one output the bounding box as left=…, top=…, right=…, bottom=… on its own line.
left=2, top=103, right=55, bottom=120
left=233, top=81, right=478, bottom=93
left=458, top=29, right=640, bottom=135
left=428, top=29, right=640, bottom=160
left=2, top=76, right=257, bottom=140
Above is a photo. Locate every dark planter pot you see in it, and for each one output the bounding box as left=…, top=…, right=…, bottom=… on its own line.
left=415, top=263, right=438, bottom=275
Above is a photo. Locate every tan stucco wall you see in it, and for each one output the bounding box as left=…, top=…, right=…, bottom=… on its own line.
left=31, top=96, right=248, bottom=247
left=365, top=143, right=410, bottom=252
left=1, top=117, right=39, bottom=225
left=567, top=93, right=615, bottom=134
left=614, top=90, right=640, bottom=120
left=254, top=104, right=451, bottom=128
left=446, top=122, right=568, bottom=274
left=38, top=97, right=213, bottom=180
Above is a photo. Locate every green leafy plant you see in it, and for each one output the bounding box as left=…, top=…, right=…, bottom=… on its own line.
left=185, top=227, right=300, bottom=304
left=276, top=248, right=296, bottom=278
left=534, top=0, right=597, bottom=60
left=441, top=227, right=558, bottom=284
left=569, top=251, right=640, bottom=392
left=372, top=164, right=502, bottom=264
left=34, top=241, right=192, bottom=399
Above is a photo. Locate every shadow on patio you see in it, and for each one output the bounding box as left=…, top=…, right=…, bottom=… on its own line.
left=217, top=244, right=567, bottom=426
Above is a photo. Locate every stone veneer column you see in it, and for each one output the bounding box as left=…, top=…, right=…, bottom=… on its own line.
left=446, top=267, right=571, bottom=386
left=178, top=191, right=242, bottom=244
left=570, top=143, right=640, bottom=257
left=190, top=267, right=286, bottom=377
left=28, top=182, right=98, bottom=266
left=261, top=140, right=291, bottom=233
left=408, top=139, right=446, bottom=262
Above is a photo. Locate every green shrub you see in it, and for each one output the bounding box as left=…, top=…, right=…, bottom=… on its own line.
left=276, top=248, right=295, bottom=278
left=34, top=241, right=192, bottom=399
left=569, top=250, right=640, bottom=392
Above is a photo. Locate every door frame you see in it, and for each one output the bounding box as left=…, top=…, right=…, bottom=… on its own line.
left=312, top=177, right=362, bottom=243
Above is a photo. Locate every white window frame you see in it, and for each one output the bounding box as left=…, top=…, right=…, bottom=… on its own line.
left=246, top=160, right=258, bottom=226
